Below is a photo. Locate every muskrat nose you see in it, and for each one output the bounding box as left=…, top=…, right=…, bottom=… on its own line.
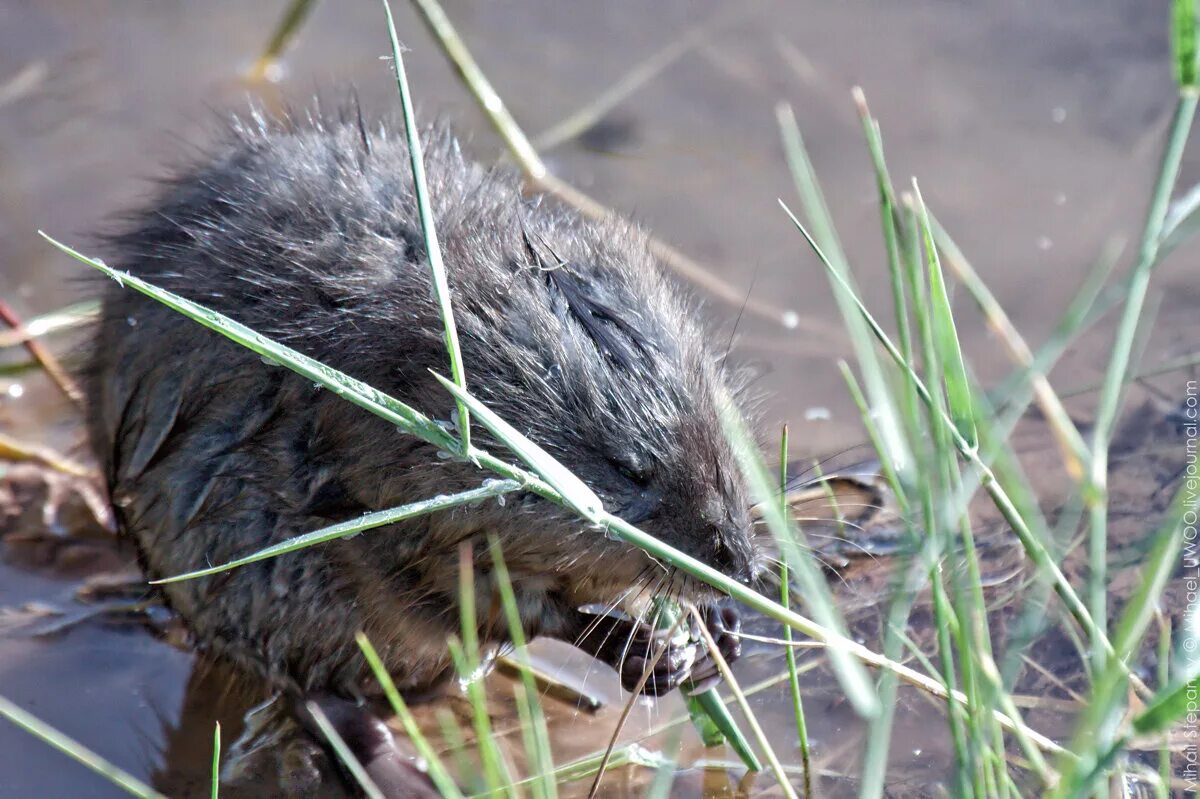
left=711, top=528, right=757, bottom=585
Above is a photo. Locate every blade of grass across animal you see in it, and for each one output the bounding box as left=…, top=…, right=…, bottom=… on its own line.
left=0, top=693, right=167, bottom=799
left=720, top=403, right=879, bottom=718
left=434, top=374, right=603, bottom=520
left=778, top=425, right=814, bottom=797
left=151, top=481, right=520, bottom=583
left=381, top=1, right=470, bottom=453
left=41, top=233, right=450, bottom=448
left=211, top=722, right=220, bottom=799
left=357, top=634, right=465, bottom=799
left=382, top=0, right=472, bottom=452
left=777, top=102, right=909, bottom=474
left=306, top=702, right=386, bottom=799
left=487, top=536, right=557, bottom=799
left=911, top=182, right=977, bottom=450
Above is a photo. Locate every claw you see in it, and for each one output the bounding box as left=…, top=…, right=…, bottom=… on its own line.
left=568, top=600, right=744, bottom=697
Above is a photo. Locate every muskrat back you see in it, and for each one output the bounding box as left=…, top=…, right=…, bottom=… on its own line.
left=84, top=111, right=760, bottom=701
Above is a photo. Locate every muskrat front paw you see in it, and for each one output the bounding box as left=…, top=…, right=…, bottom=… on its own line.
left=682, top=602, right=743, bottom=695
left=568, top=601, right=743, bottom=696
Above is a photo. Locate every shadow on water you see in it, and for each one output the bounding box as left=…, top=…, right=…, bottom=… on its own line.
left=1, top=0, right=1197, bottom=796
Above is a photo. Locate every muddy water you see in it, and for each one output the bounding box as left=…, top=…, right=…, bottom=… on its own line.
left=1, top=0, right=1196, bottom=796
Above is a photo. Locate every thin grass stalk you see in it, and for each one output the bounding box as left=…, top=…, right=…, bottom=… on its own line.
left=777, top=426, right=814, bottom=798
left=852, top=90, right=922, bottom=460
left=211, top=722, right=221, bottom=799
left=306, top=701, right=386, bottom=799
left=689, top=609, right=798, bottom=799
left=1087, top=37, right=1198, bottom=668
left=926, top=211, right=1088, bottom=476
left=720, top=403, right=878, bottom=717
left=455, top=547, right=513, bottom=797
left=0, top=694, right=167, bottom=799
left=381, top=0, right=472, bottom=451
left=487, top=536, right=557, bottom=799
left=153, top=481, right=520, bottom=583
left=904, top=203, right=976, bottom=796
left=357, top=634, right=465, bottom=798
left=776, top=102, right=910, bottom=473
left=912, top=182, right=976, bottom=450
left=437, top=708, right=480, bottom=793
left=250, top=0, right=318, bottom=80
left=404, top=0, right=794, bottom=325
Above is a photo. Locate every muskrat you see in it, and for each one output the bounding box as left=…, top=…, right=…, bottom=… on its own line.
left=82, top=110, right=758, bottom=791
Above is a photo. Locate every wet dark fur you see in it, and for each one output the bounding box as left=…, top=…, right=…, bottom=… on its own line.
left=84, top=109, right=760, bottom=700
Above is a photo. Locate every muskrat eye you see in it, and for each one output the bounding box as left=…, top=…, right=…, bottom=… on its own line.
left=609, top=455, right=652, bottom=487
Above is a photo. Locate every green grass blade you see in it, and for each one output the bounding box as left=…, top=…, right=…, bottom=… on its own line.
left=1174, top=0, right=1199, bottom=88
left=381, top=0, right=472, bottom=451
left=211, top=722, right=220, bottom=799
left=778, top=426, right=814, bottom=797
left=688, top=690, right=763, bottom=772
left=776, top=102, right=910, bottom=474
left=250, top=0, right=318, bottom=80
left=357, top=634, right=464, bottom=798
left=305, top=702, right=386, bottom=799
left=911, top=182, right=977, bottom=449
left=777, top=201, right=1116, bottom=664
left=151, top=481, right=520, bottom=583
left=487, top=536, right=557, bottom=799
left=0, top=693, right=167, bottom=799
left=1134, top=674, right=1200, bottom=736
left=1086, top=89, right=1197, bottom=670
left=720, top=404, right=879, bottom=719
left=434, top=374, right=602, bottom=519
left=41, top=232, right=450, bottom=445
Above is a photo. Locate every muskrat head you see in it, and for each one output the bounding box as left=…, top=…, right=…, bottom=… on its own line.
left=462, top=211, right=763, bottom=605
